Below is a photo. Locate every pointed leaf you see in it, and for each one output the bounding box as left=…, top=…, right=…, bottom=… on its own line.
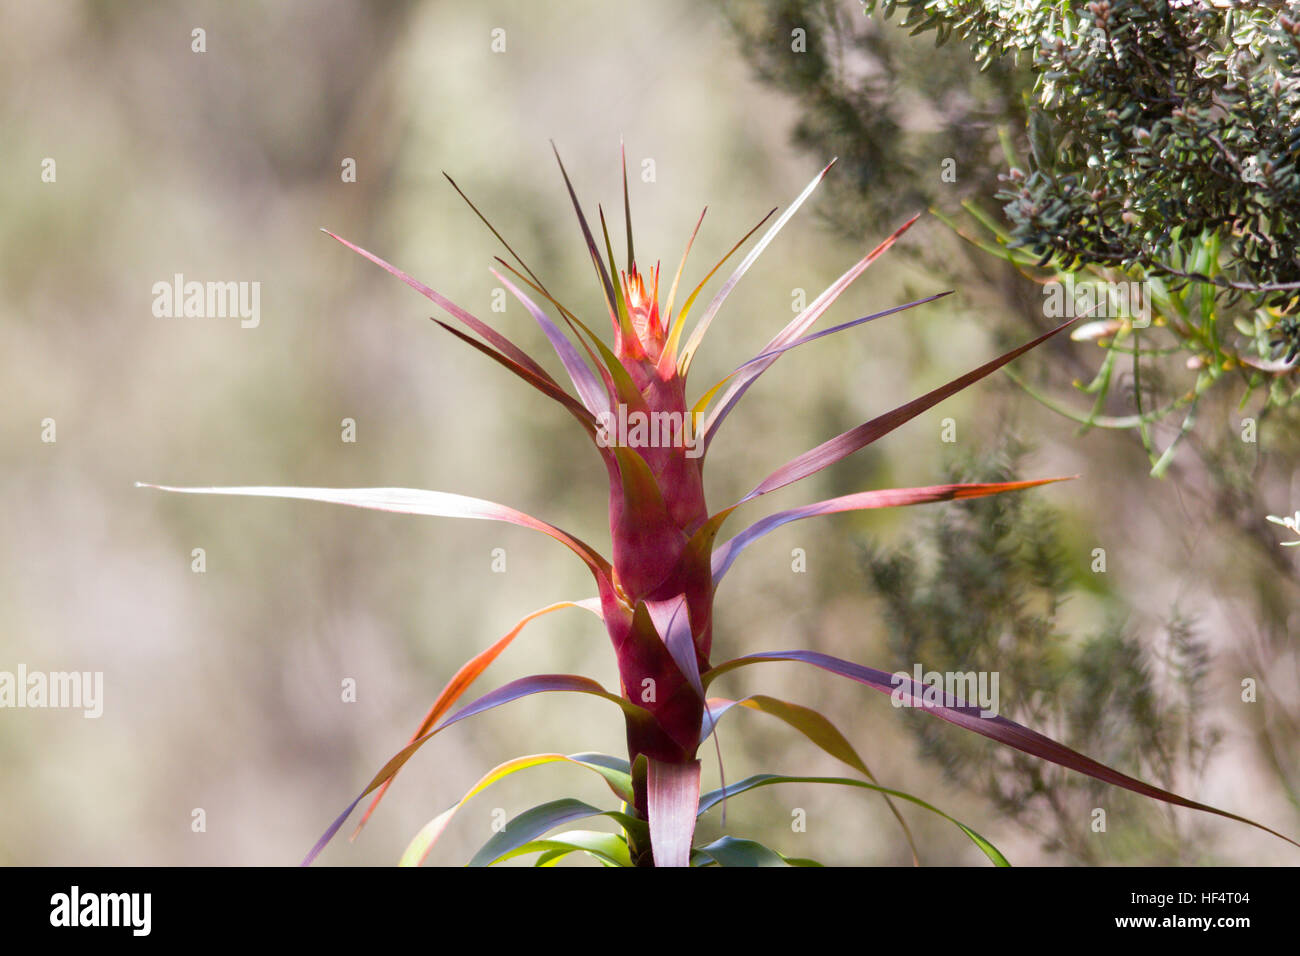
left=551, top=143, right=620, bottom=325
left=739, top=319, right=1077, bottom=503
left=137, top=483, right=611, bottom=579
left=357, top=598, right=601, bottom=834
left=678, top=160, right=838, bottom=377
left=699, top=287, right=946, bottom=451
left=621, top=141, right=635, bottom=271
left=468, top=799, right=639, bottom=867
left=492, top=256, right=649, bottom=415
left=713, top=478, right=1073, bottom=585
left=322, top=230, right=554, bottom=384
left=700, top=693, right=920, bottom=864
left=399, top=751, right=632, bottom=866
left=660, top=207, right=707, bottom=364
left=430, top=319, right=600, bottom=438
left=443, top=171, right=550, bottom=294
left=695, top=773, right=1009, bottom=866
left=493, top=269, right=609, bottom=417
left=301, top=673, right=659, bottom=865
left=661, top=207, right=777, bottom=378
left=703, top=651, right=1300, bottom=851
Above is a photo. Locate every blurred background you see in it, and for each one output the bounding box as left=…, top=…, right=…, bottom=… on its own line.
left=2, top=0, right=1297, bottom=866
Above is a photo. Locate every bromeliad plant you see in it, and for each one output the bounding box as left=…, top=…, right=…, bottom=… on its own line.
left=142, top=147, right=1299, bottom=866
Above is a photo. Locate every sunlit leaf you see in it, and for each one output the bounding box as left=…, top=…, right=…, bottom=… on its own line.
left=399, top=752, right=632, bottom=866
left=137, top=484, right=612, bottom=579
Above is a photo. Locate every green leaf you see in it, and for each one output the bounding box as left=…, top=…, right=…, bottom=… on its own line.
left=702, top=693, right=921, bottom=864
left=467, top=799, right=637, bottom=867
left=692, top=836, right=787, bottom=867
left=399, top=752, right=632, bottom=867
left=496, top=829, right=632, bottom=867
left=697, top=773, right=1011, bottom=867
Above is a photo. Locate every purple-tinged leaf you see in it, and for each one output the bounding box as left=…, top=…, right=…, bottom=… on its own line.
left=302, top=673, right=659, bottom=865
left=493, top=269, right=609, bottom=417
left=739, top=318, right=1078, bottom=503
left=357, top=598, right=601, bottom=835
left=136, top=484, right=612, bottom=579
left=430, top=319, right=601, bottom=439
left=713, top=478, right=1072, bottom=585
left=645, top=595, right=703, bottom=698
left=698, top=290, right=950, bottom=450
left=322, top=229, right=554, bottom=384
left=491, top=257, right=649, bottom=416
left=647, top=758, right=702, bottom=868
left=703, top=650, right=1300, bottom=850
left=678, top=160, right=838, bottom=377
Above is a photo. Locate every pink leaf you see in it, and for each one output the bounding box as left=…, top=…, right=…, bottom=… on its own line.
left=647, top=758, right=702, bottom=868
left=322, top=229, right=554, bottom=384
left=137, top=484, right=611, bottom=579
left=739, top=318, right=1077, bottom=504
left=700, top=289, right=949, bottom=452
left=713, top=478, right=1073, bottom=585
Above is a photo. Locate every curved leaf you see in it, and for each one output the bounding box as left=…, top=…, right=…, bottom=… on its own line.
left=468, top=798, right=640, bottom=867
left=136, top=484, right=612, bottom=580
left=698, top=289, right=947, bottom=450
left=399, top=751, right=632, bottom=866
left=678, top=160, right=837, bottom=377
left=322, top=229, right=555, bottom=384
left=701, top=693, right=920, bottom=865
left=697, top=773, right=1009, bottom=866
left=497, top=829, right=631, bottom=867
left=738, top=318, right=1077, bottom=503
left=301, top=674, right=658, bottom=865
left=704, top=651, right=1300, bottom=851
left=692, top=835, right=787, bottom=867
left=493, top=268, right=609, bottom=417
left=358, top=598, right=602, bottom=835
left=712, top=478, right=1073, bottom=586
